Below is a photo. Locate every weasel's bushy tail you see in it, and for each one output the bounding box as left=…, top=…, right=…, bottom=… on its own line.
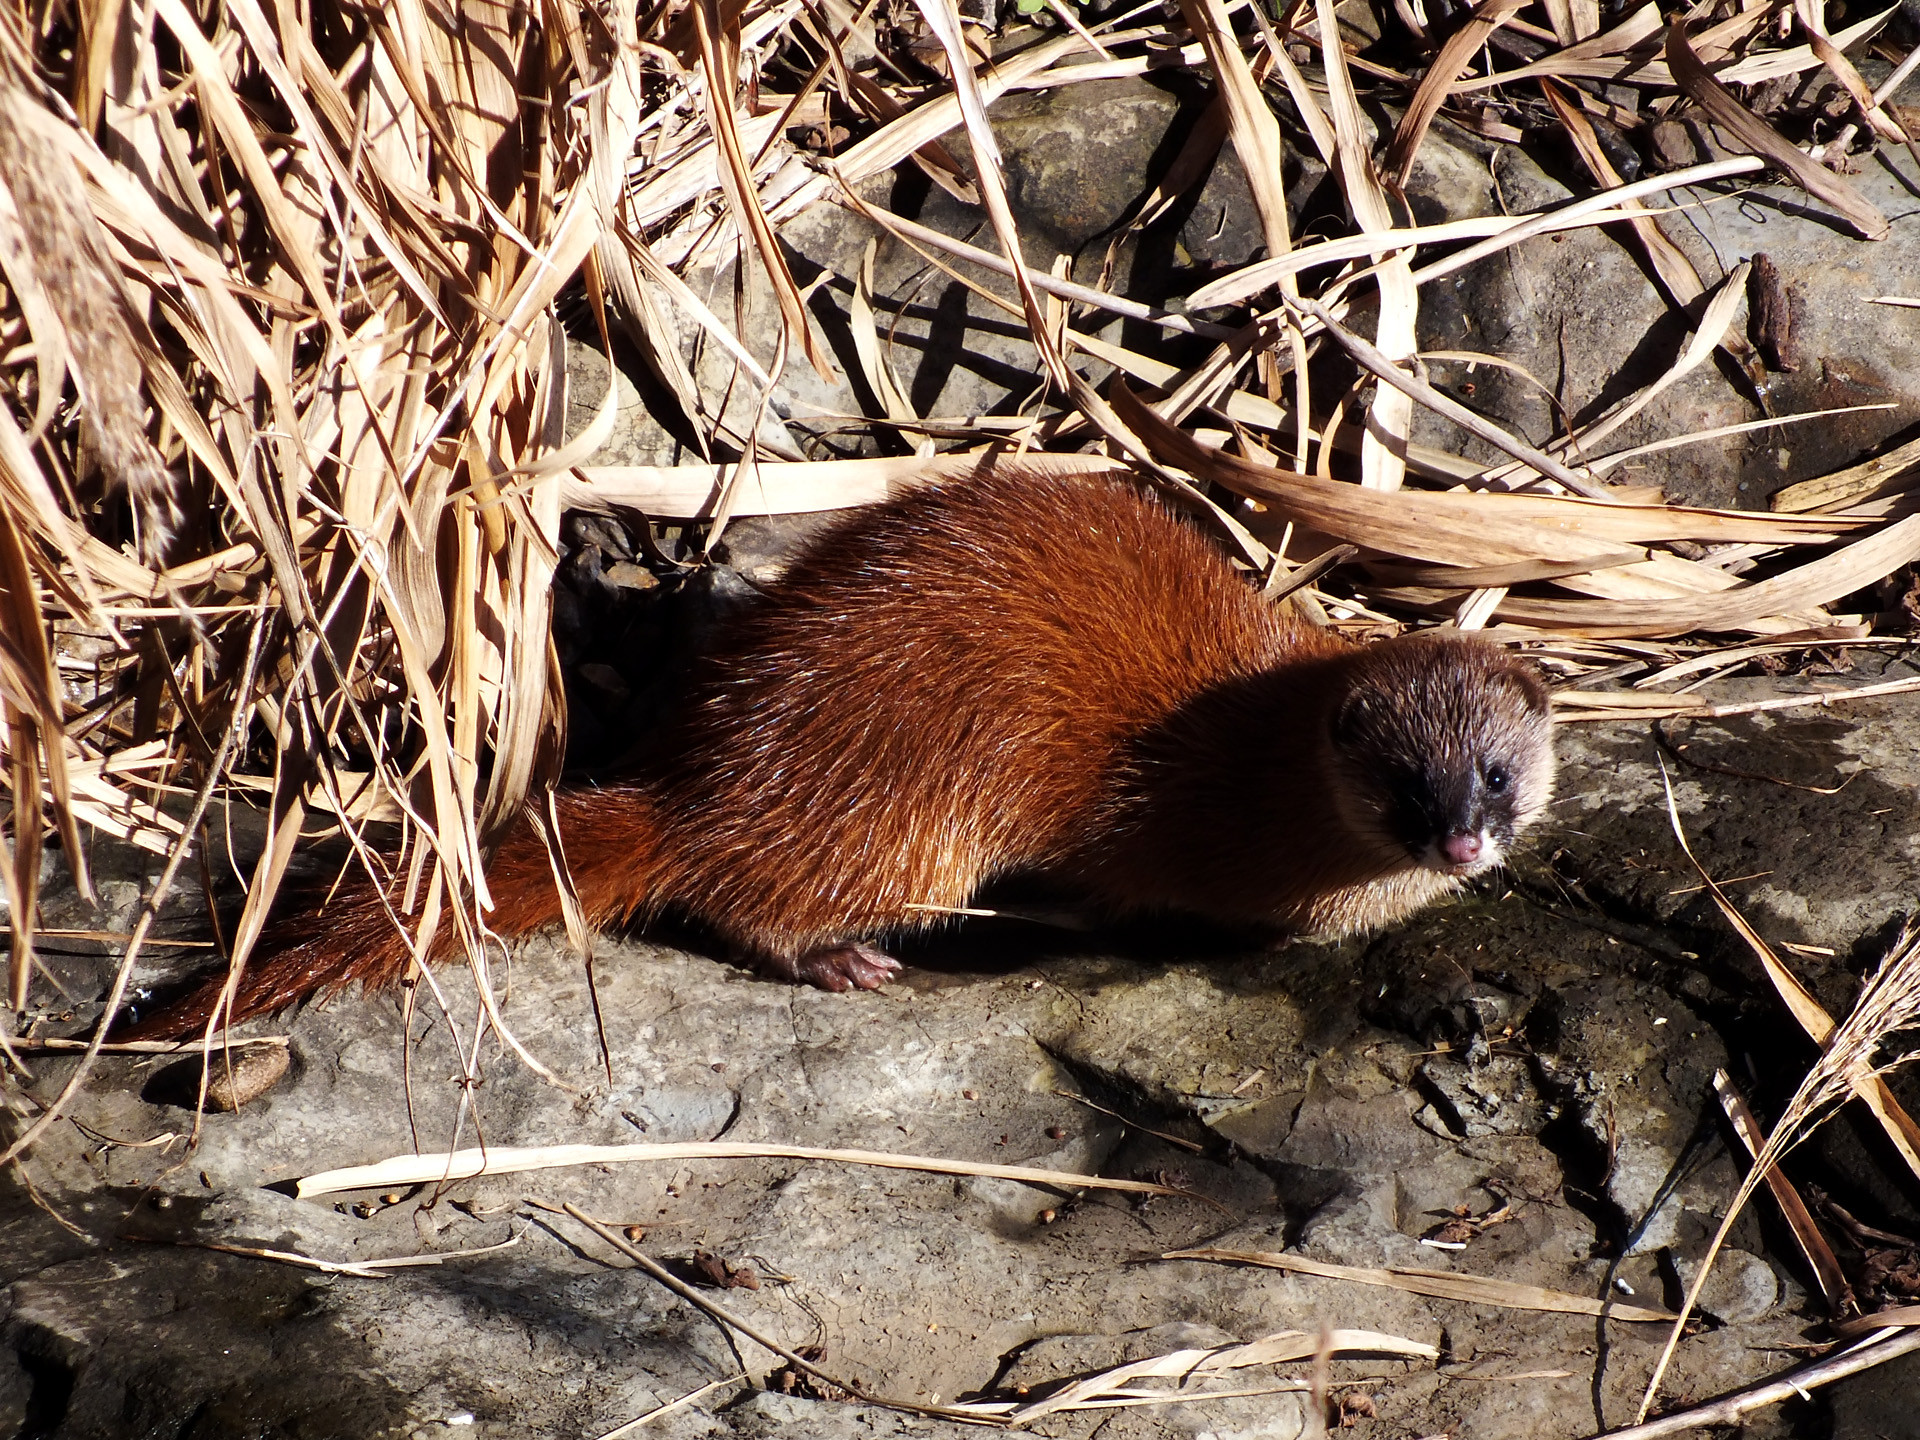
left=114, top=874, right=423, bottom=1040
left=113, top=784, right=664, bottom=1041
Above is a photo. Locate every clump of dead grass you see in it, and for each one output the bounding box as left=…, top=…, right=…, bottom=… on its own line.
left=0, top=0, right=1915, bottom=1040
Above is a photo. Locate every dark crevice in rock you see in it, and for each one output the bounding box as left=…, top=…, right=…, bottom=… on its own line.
left=1409, top=1066, right=1471, bottom=1141
left=1219, top=1161, right=1353, bottom=1247
left=1032, top=1043, right=1227, bottom=1163
left=1529, top=1059, right=1631, bottom=1257
left=12, top=1347, right=75, bottom=1440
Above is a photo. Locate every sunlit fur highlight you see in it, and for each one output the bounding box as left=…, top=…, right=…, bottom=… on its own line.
left=124, top=472, right=1556, bottom=1038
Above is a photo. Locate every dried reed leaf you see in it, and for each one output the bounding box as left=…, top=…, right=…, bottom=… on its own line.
left=1713, top=1069, right=1853, bottom=1315
left=478, top=320, right=569, bottom=837
left=690, top=0, right=836, bottom=383
left=1466, top=515, right=1920, bottom=635
left=1366, top=553, right=1644, bottom=589
left=1556, top=674, right=1920, bottom=722
left=771, top=29, right=1086, bottom=221
left=0, top=0, right=568, bottom=1117
left=1538, top=78, right=1715, bottom=321
left=1665, top=19, right=1889, bottom=241
left=1833, top=1307, right=1920, bottom=1339
left=1109, top=381, right=1865, bottom=556
left=1500, top=259, right=1750, bottom=473
left=1176, top=0, right=1316, bottom=467
left=980, top=1327, right=1439, bottom=1422
left=0, top=529, right=84, bottom=856
left=0, top=42, right=177, bottom=555
left=0, top=718, right=42, bottom=1011
left=829, top=186, right=1233, bottom=338
left=1383, top=0, right=1528, bottom=185
left=568, top=451, right=1134, bottom=518
left=149, top=0, right=346, bottom=339
left=179, top=1231, right=522, bottom=1278
left=1436, top=552, right=1743, bottom=606
left=1180, top=0, right=1292, bottom=262
left=1590, top=405, right=1891, bottom=478
left=0, top=383, right=118, bottom=618
left=582, top=3, right=717, bottom=453
left=295, top=1139, right=1200, bottom=1201
left=1661, top=776, right=1920, bottom=1182
left=1264, top=24, right=1339, bottom=164
left=1794, top=0, right=1920, bottom=163
left=842, top=69, right=980, bottom=205
left=1314, top=0, right=1416, bottom=490
left=851, top=240, right=918, bottom=425
left=1452, top=2, right=1893, bottom=91
left=222, top=0, right=449, bottom=326
left=1281, top=290, right=1607, bottom=496
left=1770, top=430, right=1920, bottom=512
left=1638, top=878, right=1920, bottom=1418
left=1188, top=156, right=1763, bottom=311
left=1612, top=1329, right=1920, bottom=1439
left=1069, top=330, right=1290, bottom=432
left=625, top=227, right=778, bottom=393
left=1165, top=1246, right=1677, bottom=1321
left=1130, top=95, right=1231, bottom=229
left=0, top=500, right=88, bottom=1005
left=908, top=0, right=1067, bottom=389
left=611, top=114, right=786, bottom=236
left=1116, top=378, right=1916, bottom=633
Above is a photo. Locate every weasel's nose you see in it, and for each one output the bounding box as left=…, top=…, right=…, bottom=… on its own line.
left=1440, top=831, right=1483, bottom=867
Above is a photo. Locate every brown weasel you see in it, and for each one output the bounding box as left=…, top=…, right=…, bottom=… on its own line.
left=120, top=471, right=1555, bottom=1038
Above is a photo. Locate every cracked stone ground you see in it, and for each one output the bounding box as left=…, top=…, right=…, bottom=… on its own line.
left=4, top=674, right=1920, bottom=1440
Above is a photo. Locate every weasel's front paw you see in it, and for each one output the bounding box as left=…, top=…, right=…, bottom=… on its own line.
left=783, top=943, right=902, bottom=992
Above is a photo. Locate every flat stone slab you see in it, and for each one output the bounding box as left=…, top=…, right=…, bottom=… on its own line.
left=6, top=678, right=1919, bottom=1438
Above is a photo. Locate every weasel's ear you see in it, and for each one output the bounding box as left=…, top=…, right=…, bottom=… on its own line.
left=1501, top=659, right=1554, bottom=718
left=1330, top=686, right=1380, bottom=749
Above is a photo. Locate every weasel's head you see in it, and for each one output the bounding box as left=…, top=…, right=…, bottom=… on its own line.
left=1327, top=635, right=1555, bottom=878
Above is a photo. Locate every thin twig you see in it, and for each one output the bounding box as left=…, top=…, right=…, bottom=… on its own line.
left=1278, top=291, right=1614, bottom=499
left=8, top=1035, right=289, bottom=1054
left=827, top=181, right=1238, bottom=339
left=545, top=1201, right=1001, bottom=1427
left=1558, top=676, right=1920, bottom=723
left=593, top=1373, right=745, bottom=1439
left=1597, top=1326, right=1920, bottom=1438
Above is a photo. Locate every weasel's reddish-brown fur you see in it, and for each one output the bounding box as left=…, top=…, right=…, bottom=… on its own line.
left=121, top=472, right=1554, bottom=1038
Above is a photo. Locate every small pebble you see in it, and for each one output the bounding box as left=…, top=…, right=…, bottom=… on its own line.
left=202, top=1044, right=292, bottom=1112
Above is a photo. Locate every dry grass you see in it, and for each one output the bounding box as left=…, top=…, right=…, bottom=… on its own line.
left=2, top=0, right=1916, bottom=1033
left=290, top=1137, right=1210, bottom=1203
left=1162, top=1245, right=1679, bottom=1323
left=1, top=0, right=1919, bottom=1418
left=1642, top=771, right=1920, bottom=1420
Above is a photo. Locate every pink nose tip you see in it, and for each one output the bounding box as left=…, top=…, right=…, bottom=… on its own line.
left=1441, top=832, right=1483, bottom=867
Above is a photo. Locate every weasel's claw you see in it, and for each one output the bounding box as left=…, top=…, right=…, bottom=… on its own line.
left=785, top=943, right=901, bottom=992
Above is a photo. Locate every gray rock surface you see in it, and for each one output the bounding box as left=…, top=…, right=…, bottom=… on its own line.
left=8, top=673, right=1920, bottom=1437
left=1410, top=125, right=1920, bottom=508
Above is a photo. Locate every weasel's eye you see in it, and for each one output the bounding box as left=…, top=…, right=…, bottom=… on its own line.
left=1485, top=765, right=1510, bottom=792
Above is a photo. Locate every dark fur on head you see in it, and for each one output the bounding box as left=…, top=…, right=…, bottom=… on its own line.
left=1327, top=635, right=1555, bottom=879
